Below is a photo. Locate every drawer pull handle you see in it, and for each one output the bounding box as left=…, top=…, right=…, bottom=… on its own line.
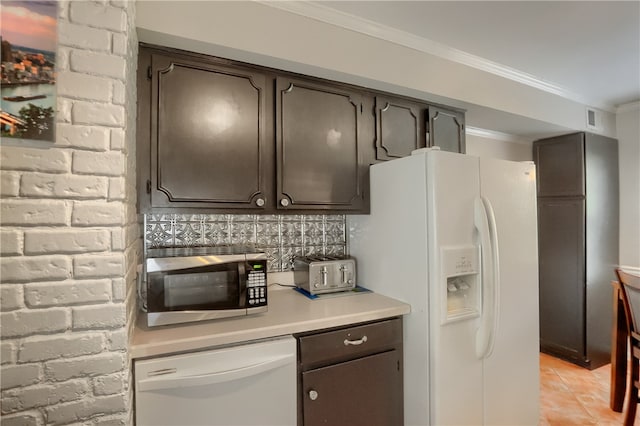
left=344, top=335, right=368, bottom=346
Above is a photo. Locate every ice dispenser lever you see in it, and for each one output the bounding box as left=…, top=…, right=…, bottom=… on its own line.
left=441, top=246, right=481, bottom=324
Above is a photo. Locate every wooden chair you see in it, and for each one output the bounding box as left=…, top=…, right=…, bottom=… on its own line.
left=617, top=268, right=640, bottom=426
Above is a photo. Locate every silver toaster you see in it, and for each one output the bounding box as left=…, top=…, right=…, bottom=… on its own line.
left=293, top=256, right=356, bottom=295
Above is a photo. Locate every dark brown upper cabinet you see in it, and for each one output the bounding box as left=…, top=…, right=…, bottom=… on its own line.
left=533, top=132, right=585, bottom=197
left=275, top=77, right=367, bottom=212
left=137, top=45, right=465, bottom=214
left=427, top=106, right=466, bottom=153
left=137, top=48, right=272, bottom=212
left=374, top=96, right=427, bottom=161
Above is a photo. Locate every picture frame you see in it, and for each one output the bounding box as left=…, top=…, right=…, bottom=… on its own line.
left=1, top=0, right=57, bottom=143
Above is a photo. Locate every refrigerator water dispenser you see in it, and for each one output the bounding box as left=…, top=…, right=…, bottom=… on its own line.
left=441, top=246, right=480, bottom=324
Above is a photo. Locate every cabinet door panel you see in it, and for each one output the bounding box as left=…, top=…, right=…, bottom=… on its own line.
left=428, top=106, right=465, bottom=153
left=533, top=133, right=585, bottom=197
left=276, top=77, right=365, bottom=211
left=538, top=198, right=586, bottom=359
left=375, top=96, right=426, bottom=160
left=150, top=53, right=268, bottom=209
left=302, top=350, right=403, bottom=426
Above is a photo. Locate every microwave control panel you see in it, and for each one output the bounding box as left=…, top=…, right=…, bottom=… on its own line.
left=246, top=261, right=267, bottom=307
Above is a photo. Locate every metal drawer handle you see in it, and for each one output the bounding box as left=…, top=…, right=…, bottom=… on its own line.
left=344, top=335, right=367, bottom=346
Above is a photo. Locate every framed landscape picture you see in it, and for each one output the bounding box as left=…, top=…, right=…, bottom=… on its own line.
left=1, top=1, right=57, bottom=142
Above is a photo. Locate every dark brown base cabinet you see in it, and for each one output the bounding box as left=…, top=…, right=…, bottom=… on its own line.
left=295, top=318, right=403, bottom=426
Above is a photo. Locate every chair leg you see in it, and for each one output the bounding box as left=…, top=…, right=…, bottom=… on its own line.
left=625, top=359, right=639, bottom=426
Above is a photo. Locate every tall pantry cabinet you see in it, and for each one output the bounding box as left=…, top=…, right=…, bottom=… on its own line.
left=533, top=132, right=619, bottom=369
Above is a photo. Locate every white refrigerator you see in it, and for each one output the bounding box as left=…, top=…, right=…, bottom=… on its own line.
left=348, top=148, right=539, bottom=426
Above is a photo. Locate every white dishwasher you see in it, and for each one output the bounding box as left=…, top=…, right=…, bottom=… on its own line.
left=134, top=335, right=297, bottom=426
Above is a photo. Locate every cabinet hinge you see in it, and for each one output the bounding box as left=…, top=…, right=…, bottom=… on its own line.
left=146, top=180, right=151, bottom=194
left=147, top=66, right=152, bottom=80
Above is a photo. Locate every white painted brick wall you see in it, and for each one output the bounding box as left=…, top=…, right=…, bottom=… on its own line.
left=57, top=71, right=113, bottom=102
left=1, top=200, right=71, bottom=226
left=0, top=412, right=43, bottom=426
left=45, top=394, right=127, bottom=425
left=0, top=1, right=138, bottom=424
left=73, top=253, right=124, bottom=278
left=72, top=101, right=125, bottom=127
left=70, top=50, right=126, bottom=80
left=1, top=364, right=42, bottom=390
left=20, top=173, right=109, bottom=199
left=93, top=374, right=125, bottom=396
left=56, top=123, right=110, bottom=151
left=2, top=379, right=90, bottom=413
left=1, top=172, right=20, bottom=197
left=1, top=309, right=71, bottom=338
left=45, top=352, right=125, bottom=382
left=1, top=342, right=17, bottom=365
left=24, top=280, right=112, bottom=307
left=73, top=150, right=124, bottom=176
left=1, top=256, right=73, bottom=282
left=24, top=229, right=110, bottom=254
left=69, top=2, right=126, bottom=32
left=72, top=304, right=126, bottom=330
left=19, top=333, right=105, bottom=362
left=57, top=22, right=111, bottom=51
left=1, top=285, right=24, bottom=311
left=0, top=230, right=23, bottom=256
left=1, top=146, right=70, bottom=173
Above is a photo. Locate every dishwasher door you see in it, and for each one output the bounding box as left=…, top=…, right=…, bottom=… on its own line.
left=134, top=335, right=296, bottom=426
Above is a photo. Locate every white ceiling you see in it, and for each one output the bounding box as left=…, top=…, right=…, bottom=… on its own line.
left=314, top=1, right=640, bottom=110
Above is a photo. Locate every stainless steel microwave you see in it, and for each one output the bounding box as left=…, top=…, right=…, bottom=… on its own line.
left=142, top=245, right=268, bottom=327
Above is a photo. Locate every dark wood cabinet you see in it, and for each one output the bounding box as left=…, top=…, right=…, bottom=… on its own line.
left=138, top=48, right=272, bottom=211
left=534, top=132, right=619, bottom=369
left=537, top=197, right=586, bottom=361
left=534, top=132, right=585, bottom=197
left=374, top=96, right=427, bottom=161
left=428, top=105, right=466, bottom=153
left=295, top=318, right=403, bottom=426
left=276, top=77, right=367, bottom=212
left=137, top=44, right=465, bottom=214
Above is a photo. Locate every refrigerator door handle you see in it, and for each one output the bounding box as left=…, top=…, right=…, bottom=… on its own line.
left=474, top=197, right=501, bottom=359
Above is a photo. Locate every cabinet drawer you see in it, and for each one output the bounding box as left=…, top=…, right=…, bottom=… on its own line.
left=298, top=318, right=402, bottom=369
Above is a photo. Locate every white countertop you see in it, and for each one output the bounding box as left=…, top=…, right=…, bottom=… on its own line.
left=130, top=286, right=410, bottom=359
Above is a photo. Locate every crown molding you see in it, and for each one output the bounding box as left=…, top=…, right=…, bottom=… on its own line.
left=466, top=126, right=533, bottom=145
left=259, top=1, right=616, bottom=113
left=617, top=101, right=640, bottom=113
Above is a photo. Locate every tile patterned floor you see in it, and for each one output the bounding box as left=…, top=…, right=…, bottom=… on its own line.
left=540, top=352, right=639, bottom=425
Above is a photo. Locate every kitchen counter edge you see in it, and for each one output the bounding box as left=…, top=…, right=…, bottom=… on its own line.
left=130, top=288, right=411, bottom=359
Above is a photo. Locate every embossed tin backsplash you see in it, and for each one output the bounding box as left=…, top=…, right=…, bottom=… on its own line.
left=144, top=214, right=346, bottom=272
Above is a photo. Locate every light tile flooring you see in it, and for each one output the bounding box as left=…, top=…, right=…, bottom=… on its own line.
left=540, top=352, right=639, bottom=425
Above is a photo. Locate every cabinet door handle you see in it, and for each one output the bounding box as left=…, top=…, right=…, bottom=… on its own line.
left=255, top=197, right=265, bottom=207
left=308, top=390, right=319, bottom=401
left=344, top=335, right=367, bottom=346
left=280, top=198, right=290, bottom=207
